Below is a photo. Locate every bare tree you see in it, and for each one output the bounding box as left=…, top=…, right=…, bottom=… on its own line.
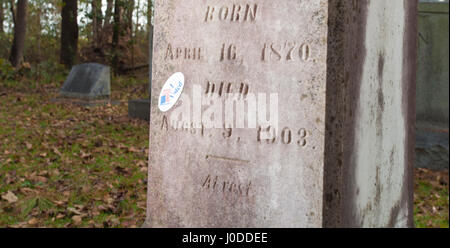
left=103, top=0, right=114, bottom=30
left=92, top=0, right=102, bottom=48
left=112, top=0, right=123, bottom=72
left=0, top=0, right=4, bottom=34
left=9, top=0, right=28, bottom=67
left=60, top=0, right=78, bottom=68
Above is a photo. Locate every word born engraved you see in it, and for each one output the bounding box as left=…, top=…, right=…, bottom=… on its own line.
left=165, top=43, right=202, bottom=61
left=205, top=4, right=258, bottom=22
left=202, top=174, right=252, bottom=197
left=261, top=42, right=310, bottom=62
left=205, top=81, right=250, bottom=99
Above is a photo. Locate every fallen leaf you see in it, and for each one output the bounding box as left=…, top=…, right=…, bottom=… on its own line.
left=137, top=160, right=147, bottom=167
left=67, top=207, right=83, bottom=215
left=53, top=200, right=66, bottom=206
left=80, top=151, right=92, bottom=160
left=53, top=147, right=62, bottom=156
left=2, top=191, right=18, bottom=203
left=52, top=169, right=60, bottom=176
left=72, top=215, right=83, bottom=224
left=5, top=173, right=16, bottom=184
left=128, top=147, right=141, bottom=153
left=20, top=188, right=37, bottom=195
left=28, top=218, right=39, bottom=225
left=25, top=142, right=33, bottom=150
left=30, top=175, right=48, bottom=183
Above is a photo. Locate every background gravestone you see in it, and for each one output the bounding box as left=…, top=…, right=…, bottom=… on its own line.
left=416, top=2, right=449, bottom=170
left=59, top=63, right=111, bottom=100
left=144, top=0, right=418, bottom=228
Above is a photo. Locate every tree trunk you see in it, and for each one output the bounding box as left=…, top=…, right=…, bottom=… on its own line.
left=129, top=0, right=135, bottom=69
left=125, top=0, right=134, bottom=35
left=9, top=0, right=28, bottom=68
left=92, top=0, right=98, bottom=45
left=147, top=0, right=152, bottom=32
left=112, top=0, right=122, bottom=73
left=60, top=0, right=78, bottom=68
left=0, top=0, right=4, bottom=34
left=8, top=0, right=13, bottom=32
left=103, top=0, right=114, bottom=29
left=92, top=0, right=102, bottom=48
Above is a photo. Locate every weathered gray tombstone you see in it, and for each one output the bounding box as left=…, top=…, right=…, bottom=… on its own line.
left=416, top=2, right=449, bottom=170
left=57, top=63, right=111, bottom=105
left=144, top=0, right=418, bottom=228
left=128, top=99, right=151, bottom=121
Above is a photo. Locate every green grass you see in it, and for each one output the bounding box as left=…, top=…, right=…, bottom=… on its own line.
left=414, top=172, right=449, bottom=228
left=0, top=75, right=149, bottom=228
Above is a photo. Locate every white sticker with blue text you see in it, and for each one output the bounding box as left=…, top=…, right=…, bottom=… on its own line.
left=158, top=72, right=185, bottom=112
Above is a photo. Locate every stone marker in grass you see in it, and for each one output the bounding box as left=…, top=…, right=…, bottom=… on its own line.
left=144, top=0, right=418, bottom=228
left=56, top=63, right=112, bottom=106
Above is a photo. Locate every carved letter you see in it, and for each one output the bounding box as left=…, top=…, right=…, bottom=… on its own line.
left=161, top=115, right=169, bottom=131
left=165, top=44, right=174, bottom=60
left=244, top=4, right=258, bottom=21
left=205, top=6, right=215, bottom=22
left=231, top=5, right=242, bottom=22
left=219, top=6, right=229, bottom=21
left=176, top=48, right=183, bottom=59
left=202, top=175, right=212, bottom=188
left=184, top=48, right=191, bottom=60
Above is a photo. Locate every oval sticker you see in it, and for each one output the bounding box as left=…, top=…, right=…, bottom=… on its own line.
left=158, top=72, right=185, bottom=112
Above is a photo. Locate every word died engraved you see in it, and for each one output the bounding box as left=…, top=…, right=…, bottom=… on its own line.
left=261, top=42, right=310, bottom=62
left=165, top=43, right=202, bottom=60
left=205, top=4, right=258, bottom=22
left=205, top=81, right=250, bottom=99
left=257, top=126, right=309, bottom=147
left=202, top=174, right=252, bottom=197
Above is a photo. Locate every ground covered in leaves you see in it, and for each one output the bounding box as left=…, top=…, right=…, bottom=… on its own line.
left=414, top=168, right=449, bottom=228
left=0, top=75, right=149, bottom=228
left=0, top=75, right=448, bottom=228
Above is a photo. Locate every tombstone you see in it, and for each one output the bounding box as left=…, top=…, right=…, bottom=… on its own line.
left=60, top=63, right=111, bottom=99
left=56, top=63, right=113, bottom=106
left=143, top=0, right=418, bottom=228
left=416, top=2, right=449, bottom=170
